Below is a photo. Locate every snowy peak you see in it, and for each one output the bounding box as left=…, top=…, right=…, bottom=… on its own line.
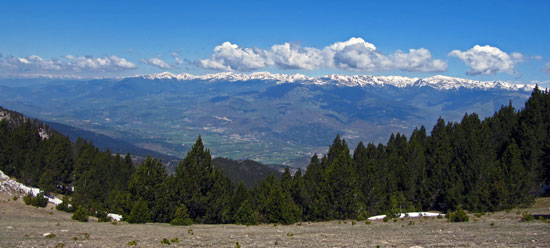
left=140, top=72, right=535, bottom=91
left=417, top=75, right=533, bottom=91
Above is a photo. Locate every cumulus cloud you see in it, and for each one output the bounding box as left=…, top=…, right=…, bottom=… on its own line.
left=268, top=42, right=324, bottom=70
left=197, top=37, right=447, bottom=73
left=198, top=42, right=269, bottom=71
left=0, top=54, right=136, bottom=77
left=544, top=62, right=550, bottom=75
left=142, top=57, right=171, bottom=69
left=449, top=45, right=524, bottom=75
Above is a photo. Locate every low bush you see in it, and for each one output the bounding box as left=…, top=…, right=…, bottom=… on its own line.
left=56, top=196, right=73, bottom=212
left=447, top=206, right=469, bottom=222
left=23, top=191, right=48, bottom=207
left=521, top=212, right=534, bottom=222
left=72, top=206, right=89, bottom=222
left=96, top=210, right=111, bottom=222
left=170, top=204, right=193, bottom=226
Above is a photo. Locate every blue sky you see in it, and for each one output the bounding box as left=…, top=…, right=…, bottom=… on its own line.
left=1, top=0, right=549, bottom=85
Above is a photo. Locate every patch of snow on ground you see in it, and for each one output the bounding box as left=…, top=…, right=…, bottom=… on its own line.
left=107, top=213, right=122, bottom=221
left=1, top=169, right=121, bottom=219
left=367, top=212, right=443, bottom=220
left=0, top=169, right=60, bottom=205
left=38, top=128, right=49, bottom=140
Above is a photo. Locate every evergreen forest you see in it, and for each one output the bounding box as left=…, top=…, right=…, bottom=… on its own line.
left=1, top=87, right=549, bottom=224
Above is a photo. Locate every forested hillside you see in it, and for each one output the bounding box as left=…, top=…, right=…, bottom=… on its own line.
left=1, top=87, right=549, bottom=225
left=212, top=157, right=281, bottom=187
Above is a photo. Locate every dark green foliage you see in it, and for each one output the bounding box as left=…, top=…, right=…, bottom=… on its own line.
left=521, top=212, right=535, bottom=222
left=170, top=204, right=193, bottom=226
left=2, top=88, right=550, bottom=225
left=23, top=191, right=48, bottom=207
left=56, top=196, right=73, bottom=212
left=173, top=136, right=234, bottom=224
left=127, top=199, right=151, bottom=224
left=234, top=200, right=259, bottom=225
left=72, top=206, right=89, bottom=222
left=23, top=191, right=33, bottom=205
left=212, top=157, right=280, bottom=187
left=447, top=206, right=469, bottom=222
left=128, top=156, right=168, bottom=222
left=96, top=210, right=111, bottom=222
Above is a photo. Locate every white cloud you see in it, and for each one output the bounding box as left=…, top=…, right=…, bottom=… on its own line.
left=544, top=62, right=550, bottom=74
left=389, top=48, right=448, bottom=72
left=197, top=37, right=447, bottom=73
left=142, top=57, right=171, bottom=69
left=172, top=52, right=183, bottom=65
left=198, top=42, right=269, bottom=71
left=449, top=45, right=524, bottom=75
left=268, top=42, right=323, bottom=70
left=66, top=55, right=136, bottom=71
left=0, top=54, right=136, bottom=76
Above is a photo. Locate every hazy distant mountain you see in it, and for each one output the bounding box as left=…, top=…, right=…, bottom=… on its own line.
left=0, top=72, right=535, bottom=168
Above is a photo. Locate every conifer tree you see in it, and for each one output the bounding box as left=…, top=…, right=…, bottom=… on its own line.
left=127, top=198, right=151, bottom=224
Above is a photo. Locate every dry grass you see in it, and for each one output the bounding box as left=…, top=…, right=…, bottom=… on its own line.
left=1, top=194, right=549, bottom=247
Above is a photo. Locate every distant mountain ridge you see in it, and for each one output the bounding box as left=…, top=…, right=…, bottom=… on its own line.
left=0, top=73, right=537, bottom=168
left=140, top=71, right=535, bottom=91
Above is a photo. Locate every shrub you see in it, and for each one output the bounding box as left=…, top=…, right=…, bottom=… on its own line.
left=12, top=196, right=18, bottom=201
left=352, top=220, right=356, bottom=225
left=170, top=237, right=179, bottom=243
left=72, top=206, right=89, bottom=222
left=56, top=196, right=72, bottom=212
left=96, top=210, right=111, bottom=222
left=365, top=220, right=371, bottom=225
left=235, top=242, right=241, bottom=248
left=23, top=191, right=47, bottom=207
left=127, top=240, right=137, bottom=246
left=33, top=192, right=49, bottom=207
left=383, top=216, right=389, bottom=222
left=160, top=238, right=170, bottom=245
left=170, top=204, right=193, bottom=226
left=23, top=192, right=33, bottom=205
left=521, top=212, right=534, bottom=222
left=447, top=206, right=469, bottom=222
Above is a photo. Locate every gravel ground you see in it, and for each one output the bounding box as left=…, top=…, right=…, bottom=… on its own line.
left=1, top=194, right=549, bottom=247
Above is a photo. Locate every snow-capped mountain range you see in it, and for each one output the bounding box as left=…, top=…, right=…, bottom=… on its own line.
left=140, top=71, right=536, bottom=91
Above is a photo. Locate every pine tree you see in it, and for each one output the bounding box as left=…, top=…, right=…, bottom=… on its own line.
left=128, top=155, right=168, bottom=222
left=127, top=198, right=151, bottom=224
left=234, top=200, right=258, bottom=225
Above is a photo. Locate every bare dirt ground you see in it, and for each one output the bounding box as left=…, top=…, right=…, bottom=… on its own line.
left=1, top=194, right=549, bottom=248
